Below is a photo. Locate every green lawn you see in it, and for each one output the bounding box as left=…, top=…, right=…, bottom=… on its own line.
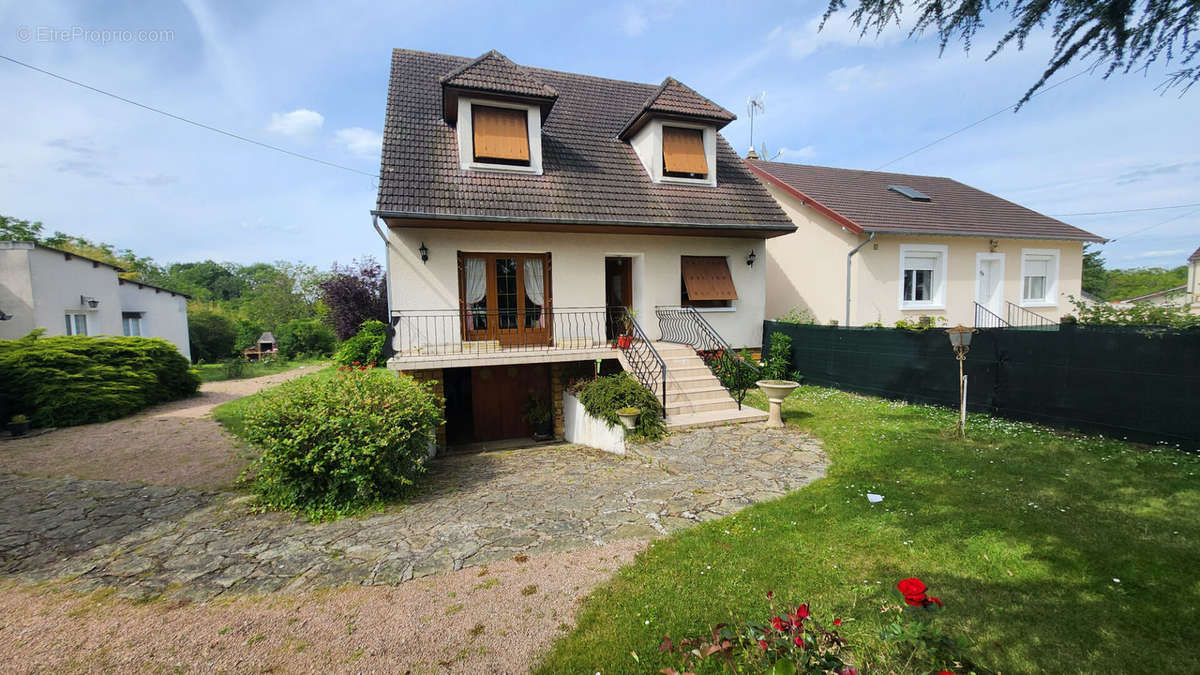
left=537, top=387, right=1200, bottom=674
left=194, top=356, right=327, bottom=383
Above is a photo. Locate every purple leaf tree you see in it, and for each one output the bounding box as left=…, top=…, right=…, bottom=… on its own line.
left=319, top=256, right=387, bottom=341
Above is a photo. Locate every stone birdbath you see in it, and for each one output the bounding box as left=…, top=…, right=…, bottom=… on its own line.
left=756, top=380, right=800, bottom=428
left=616, top=407, right=640, bottom=430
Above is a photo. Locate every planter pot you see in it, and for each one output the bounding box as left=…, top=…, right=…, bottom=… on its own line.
left=531, top=419, right=554, bottom=441
left=7, top=422, right=30, bottom=437
left=616, top=336, right=632, bottom=349
left=756, top=379, right=800, bottom=428
left=616, top=408, right=640, bottom=430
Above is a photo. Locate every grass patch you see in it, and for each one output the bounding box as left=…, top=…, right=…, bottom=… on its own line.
left=194, top=356, right=326, bottom=383
left=536, top=386, right=1200, bottom=673
left=211, top=366, right=338, bottom=439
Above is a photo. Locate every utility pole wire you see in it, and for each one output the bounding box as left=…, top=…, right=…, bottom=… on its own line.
left=0, top=54, right=379, bottom=179
left=874, top=65, right=1095, bottom=171
left=1050, top=202, right=1200, bottom=217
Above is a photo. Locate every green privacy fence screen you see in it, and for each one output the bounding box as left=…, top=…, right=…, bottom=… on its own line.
left=763, top=321, right=1200, bottom=449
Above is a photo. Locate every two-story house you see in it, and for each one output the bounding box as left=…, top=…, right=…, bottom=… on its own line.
left=745, top=160, right=1106, bottom=328
left=375, top=50, right=793, bottom=449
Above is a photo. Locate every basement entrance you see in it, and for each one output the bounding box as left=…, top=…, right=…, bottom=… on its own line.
left=443, top=364, right=552, bottom=447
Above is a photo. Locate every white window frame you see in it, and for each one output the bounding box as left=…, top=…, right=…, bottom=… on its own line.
left=456, top=97, right=543, bottom=175
left=1020, top=248, right=1060, bottom=308
left=64, top=312, right=88, bottom=336
left=628, top=118, right=718, bottom=187
left=122, top=312, right=143, bottom=337
left=898, top=244, right=948, bottom=310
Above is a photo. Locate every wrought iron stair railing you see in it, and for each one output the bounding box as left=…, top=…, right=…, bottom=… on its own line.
left=973, top=302, right=1009, bottom=328
left=614, top=306, right=667, bottom=418
left=655, top=305, right=760, bottom=410
left=1005, top=301, right=1058, bottom=329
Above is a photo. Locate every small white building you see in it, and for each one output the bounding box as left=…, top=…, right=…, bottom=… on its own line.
left=0, top=241, right=191, bottom=359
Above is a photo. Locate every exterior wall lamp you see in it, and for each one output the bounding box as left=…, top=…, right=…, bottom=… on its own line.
left=419, top=242, right=429, bottom=263
left=81, top=296, right=99, bottom=309
left=746, top=250, right=757, bottom=267
left=947, top=324, right=974, bottom=435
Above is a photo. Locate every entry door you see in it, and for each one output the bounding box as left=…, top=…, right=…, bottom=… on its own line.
left=470, top=364, right=550, bottom=441
left=605, top=257, right=633, bottom=340
left=976, top=256, right=1004, bottom=316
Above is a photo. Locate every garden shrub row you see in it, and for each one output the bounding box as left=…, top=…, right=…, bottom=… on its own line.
left=0, top=330, right=200, bottom=427
left=333, top=319, right=388, bottom=367
left=240, top=367, right=442, bottom=520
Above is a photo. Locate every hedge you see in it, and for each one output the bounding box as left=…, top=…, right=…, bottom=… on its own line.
left=333, top=319, right=387, bottom=367
left=0, top=330, right=200, bottom=427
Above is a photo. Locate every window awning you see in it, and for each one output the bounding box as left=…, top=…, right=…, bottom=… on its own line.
left=662, top=126, right=707, bottom=175
left=473, top=105, right=530, bottom=162
left=681, top=256, right=737, bottom=300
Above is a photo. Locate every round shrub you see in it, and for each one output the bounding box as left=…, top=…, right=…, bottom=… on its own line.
left=276, top=318, right=336, bottom=358
left=333, top=319, right=388, bottom=367
left=188, top=309, right=237, bottom=363
left=0, top=330, right=200, bottom=427
left=242, top=368, right=442, bottom=519
left=574, top=372, right=666, bottom=441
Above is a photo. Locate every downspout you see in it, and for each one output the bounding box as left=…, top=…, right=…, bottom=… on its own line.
left=845, top=231, right=875, bottom=327
left=370, top=214, right=393, bottom=321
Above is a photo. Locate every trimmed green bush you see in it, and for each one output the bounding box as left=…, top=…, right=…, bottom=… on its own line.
left=0, top=330, right=200, bottom=427
left=575, top=372, right=666, bottom=441
left=276, top=318, right=336, bottom=358
left=333, top=319, right=387, bottom=367
left=241, top=368, right=442, bottom=520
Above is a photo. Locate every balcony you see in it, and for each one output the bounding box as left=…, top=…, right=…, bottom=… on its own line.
left=388, top=306, right=620, bottom=370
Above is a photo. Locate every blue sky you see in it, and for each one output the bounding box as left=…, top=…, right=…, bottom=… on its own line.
left=1, top=0, right=1197, bottom=271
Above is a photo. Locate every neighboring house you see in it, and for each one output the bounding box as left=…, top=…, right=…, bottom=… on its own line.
left=375, top=49, right=793, bottom=447
left=0, top=241, right=191, bottom=358
left=745, top=160, right=1106, bottom=328
left=1108, top=247, right=1200, bottom=312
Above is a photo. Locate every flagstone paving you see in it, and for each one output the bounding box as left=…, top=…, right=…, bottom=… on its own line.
left=0, top=424, right=826, bottom=601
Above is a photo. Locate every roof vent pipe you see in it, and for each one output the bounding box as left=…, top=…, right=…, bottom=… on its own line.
left=845, top=232, right=875, bottom=327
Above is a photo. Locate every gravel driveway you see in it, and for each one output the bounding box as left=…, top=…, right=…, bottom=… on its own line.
left=0, top=366, right=320, bottom=489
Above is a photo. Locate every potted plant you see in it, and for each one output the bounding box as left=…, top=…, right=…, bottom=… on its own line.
left=616, top=406, right=640, bottom=430
left=615, top=309, right=638, bottom=349
left=523, top=393, right=554, bottom=441
left=7, top=414, right=30, bottom=437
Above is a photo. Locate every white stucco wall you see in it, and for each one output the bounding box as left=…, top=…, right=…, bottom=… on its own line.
left=763, top=190, right=1086, bottom=326
left=387, top=227, right=767, bottom=348
left=118, top=281, right=192, bottom=360
left=0, top=243, right=191, bottom=357
left=562, top=391, right=626, bottom=455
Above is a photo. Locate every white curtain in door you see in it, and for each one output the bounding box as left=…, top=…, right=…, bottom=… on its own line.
left=524, top=258, right=545, bottom=326
left=465, top=258, right=487, bottom=305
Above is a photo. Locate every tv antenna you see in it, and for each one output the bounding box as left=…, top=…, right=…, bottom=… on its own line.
left=747, top=92, right=765, bottom=155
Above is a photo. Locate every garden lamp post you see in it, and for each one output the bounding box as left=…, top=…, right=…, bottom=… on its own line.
left=946, top=325, right=973, bottom=436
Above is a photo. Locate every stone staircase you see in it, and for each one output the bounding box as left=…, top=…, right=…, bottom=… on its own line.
left=650, top=341, right=768, bottom=429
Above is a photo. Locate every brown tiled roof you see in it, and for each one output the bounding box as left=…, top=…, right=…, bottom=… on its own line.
left=620, top=77, right=736, bottom=137
left=376, top=49, right=793, bottom=233
left=746, top=159, right=1105, bottom=242
left=439, top=49, right=557, bottom=100
left=1190, top=245, right=1200, bottom=261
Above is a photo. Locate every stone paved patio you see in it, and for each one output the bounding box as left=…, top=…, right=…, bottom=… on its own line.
left=0, top=424, right=826, bottom=601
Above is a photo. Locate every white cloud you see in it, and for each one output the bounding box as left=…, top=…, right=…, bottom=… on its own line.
left=334, top=127, right=383, bottom=158
left=266, top=109, right=325, bottom=136
left=776, top=145, right=817, bottom=161
left=1133, top=248, right=1190, bottom=259
left=622, top=6, right=649, bottom=37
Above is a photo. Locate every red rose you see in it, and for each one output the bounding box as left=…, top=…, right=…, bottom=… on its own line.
left=937, top=671, right=955, bottom=675
left=759, top=640, right=768, bottom=652
left=766, top=590, right=773, bottom=600
left=834, top=618, right=842, bottom=626
left=897, top=578, right=927, bottom=597
left=771, top=616, right=789, bottom=632
left=903, top=594, right=928, bottom=607
left=930, top=596, right=943, bottom=607
left=794, top=634, right=804, bottom=648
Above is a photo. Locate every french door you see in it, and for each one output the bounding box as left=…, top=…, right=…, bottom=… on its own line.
left=458, top=252, right=551, bottom=346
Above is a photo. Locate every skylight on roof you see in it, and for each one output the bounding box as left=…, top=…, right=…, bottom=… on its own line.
left=888, top=185, right=932, bottom=202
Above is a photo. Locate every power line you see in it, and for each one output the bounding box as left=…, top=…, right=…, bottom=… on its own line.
left=1049, top=202, right=1200, bottom=217
left=874, top=66, right=1095, bottom=171
left=1106, top=207, right=1200, bottom=243
left=0, top=53, right=379, bottom=179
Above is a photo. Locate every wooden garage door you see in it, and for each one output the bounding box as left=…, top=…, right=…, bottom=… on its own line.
left=470, top=364, right=551, bottom=442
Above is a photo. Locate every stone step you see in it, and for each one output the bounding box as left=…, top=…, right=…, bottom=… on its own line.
left=666, top=405, right=769, bottom=430
left=665, top=386, right=730, bottom=404
left=665, top=398, right=740, bottom=416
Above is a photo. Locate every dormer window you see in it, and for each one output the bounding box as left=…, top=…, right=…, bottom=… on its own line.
left=472, top=105, right=530, bottom=166
left=662, top=126, right=707, bottom=179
